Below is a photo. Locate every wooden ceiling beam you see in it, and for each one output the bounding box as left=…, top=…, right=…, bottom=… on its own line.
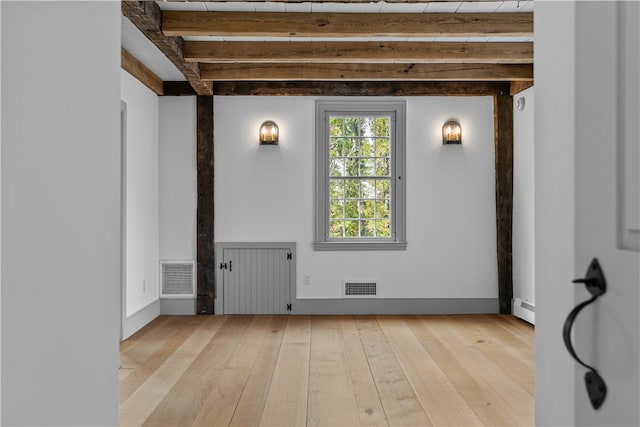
left=163, top=81, right=198, bottom=96
left=510, top=80, right=534, bottom=96
left=163, top=11, right=533, bottom=38
left=121, top=48, right=164, bottom=95
left=184, top=41, right=533, bottom=64
left=212, top=81, right=508, bottom=96
left=122, top=1, right=212, bottom=95
left=178, top=0, right=503, bottom=3
left=200, top=62, right=533, bottom=81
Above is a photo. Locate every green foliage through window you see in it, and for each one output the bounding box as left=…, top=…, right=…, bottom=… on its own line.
left=328, top=115, right=392, bottom=238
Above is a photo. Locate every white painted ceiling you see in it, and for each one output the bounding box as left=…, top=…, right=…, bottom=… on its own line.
left=156, top=0, right=533, bottom=13
left=122, top=1, right=534, bottom=82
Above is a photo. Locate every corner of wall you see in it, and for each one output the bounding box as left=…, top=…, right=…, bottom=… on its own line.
left=122, top=299, right=161, bottom=340
left=121, top=68, right=161, bottom=328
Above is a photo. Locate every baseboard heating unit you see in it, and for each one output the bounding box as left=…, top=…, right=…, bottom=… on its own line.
left=512, top=298, right=535, bottom=325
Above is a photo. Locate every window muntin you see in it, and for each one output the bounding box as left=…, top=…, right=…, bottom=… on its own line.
left=328, top=115, right=392, bottom=238
left=315, top=100, right=406, bottom=250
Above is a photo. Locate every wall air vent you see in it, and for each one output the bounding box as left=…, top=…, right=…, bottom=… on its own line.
left=161, top=261, right=195, bottom=298
left=343, top=281, right=378, bottom=298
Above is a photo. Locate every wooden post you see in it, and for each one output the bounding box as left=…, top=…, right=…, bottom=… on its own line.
left=193, top=82, right=514, bottom=315
left=197, top=96, right=215, bottom=314
left=494, top=86, right=514, bottom=314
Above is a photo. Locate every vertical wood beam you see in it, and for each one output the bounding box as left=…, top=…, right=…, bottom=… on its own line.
left=197, top=96, right=215, bottom=314
left=494, top=86, right=514, bottom=314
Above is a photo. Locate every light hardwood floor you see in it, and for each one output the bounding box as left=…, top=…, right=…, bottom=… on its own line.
left=120, top=315, right=534, bottom=427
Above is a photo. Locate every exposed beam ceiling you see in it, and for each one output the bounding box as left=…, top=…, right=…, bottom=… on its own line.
left=200, top=62, right=533, bottom=81
left=122, top=1, right=534, bottom=93
left=170, top=1, right=508, bottom=3
left=510, top=80, right=534, bottom=96
left=211, top=81, right=509, bottom=96
left=121, top=47, right=164, bottom=95
left=122, top=0, right=213, bottom=95
left=184, top=41, right=533, bottom=64
left=162, top=11, right=533, bottom=38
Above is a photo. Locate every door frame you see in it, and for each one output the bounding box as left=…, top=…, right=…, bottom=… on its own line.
left=120, top=100, right=127, bottom=341
left=214, top=242, right=296, bottom=315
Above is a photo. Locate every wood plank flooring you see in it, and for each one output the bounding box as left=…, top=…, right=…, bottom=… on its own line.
left=120, top=315, right=534, bottom=427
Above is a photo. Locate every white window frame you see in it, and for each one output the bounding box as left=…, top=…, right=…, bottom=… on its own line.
left=314, top=99, right=407, bottom=251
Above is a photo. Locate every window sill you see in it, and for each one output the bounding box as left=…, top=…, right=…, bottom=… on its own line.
left=313, top=241, right=407, bottom=251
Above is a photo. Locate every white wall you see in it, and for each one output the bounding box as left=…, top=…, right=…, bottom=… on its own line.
left=214, top=96, right=498, bottom=300
left=121, top=70, right=160, bottom=319
left=512, top=86, right=535, bottom=307
left=534, top=1, right=575, bottom=425
left=0, top=2, right=3, bottom=420
left=1, top=2, right=120, bottom=425
left=0, top=2, right=3, bottom=421
left=159, top=97, right=197, bottom=262
left=158, top=96, right=197, bottom=314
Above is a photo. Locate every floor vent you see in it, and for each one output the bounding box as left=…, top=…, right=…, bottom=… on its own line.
left=161, top=261, right=195, bottom=297
left=343, top=281, right=378, bottom=298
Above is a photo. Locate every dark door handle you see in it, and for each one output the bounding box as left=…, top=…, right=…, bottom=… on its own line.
left=563, top=257, right=607, bottom=410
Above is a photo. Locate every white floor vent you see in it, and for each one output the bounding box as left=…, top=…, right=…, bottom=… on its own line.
left=343, top=281, right=378, bottom=298
left=512, top=297, right=535, bottom=325
left=161, top=261, right=195, bottom=298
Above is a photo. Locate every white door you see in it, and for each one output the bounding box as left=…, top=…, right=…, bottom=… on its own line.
left=536, top=1, right=640, bottom=425
left=572, top=1, right=639, bottom=424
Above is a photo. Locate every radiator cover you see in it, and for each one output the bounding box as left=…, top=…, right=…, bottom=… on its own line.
left=160, top=261, right=195, bottom=298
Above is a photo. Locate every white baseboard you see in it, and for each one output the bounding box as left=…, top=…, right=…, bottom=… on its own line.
left=214, top=297, right=499, bottom=315
left=160, top=298, right=196, bottom=315
left=122, top=299, right=160, bottom=340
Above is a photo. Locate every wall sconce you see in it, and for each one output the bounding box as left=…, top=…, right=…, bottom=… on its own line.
left=259, top=120, right=279, bottom=145
left=442, top=120, right=462, bottom=145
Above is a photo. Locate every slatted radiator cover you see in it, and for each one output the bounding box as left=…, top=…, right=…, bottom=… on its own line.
left=161, top=261, right=195, bottom=298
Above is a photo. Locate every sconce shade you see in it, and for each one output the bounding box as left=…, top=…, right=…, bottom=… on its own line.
left=259, top=120, right=279, bottom=145
left=442, top=120, right=462, bottom=144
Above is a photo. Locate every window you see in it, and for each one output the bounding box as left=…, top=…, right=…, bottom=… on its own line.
left=314, top=100, right=406, bottom=250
